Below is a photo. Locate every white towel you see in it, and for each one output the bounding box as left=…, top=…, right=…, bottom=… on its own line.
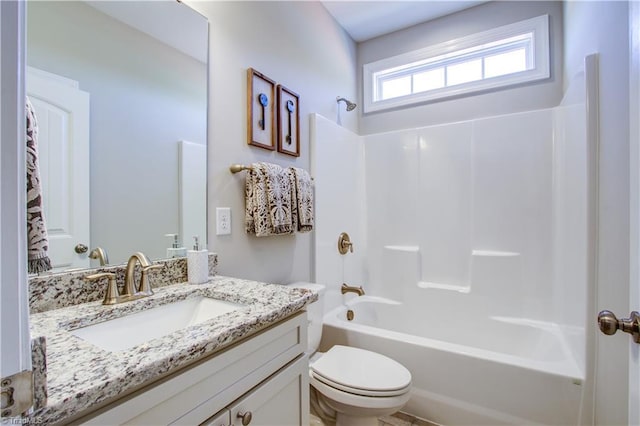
left=290, top=167, right=314, bottom=232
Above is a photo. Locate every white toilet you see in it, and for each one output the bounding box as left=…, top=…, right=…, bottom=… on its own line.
left=289, top=282, right=412, bottom=426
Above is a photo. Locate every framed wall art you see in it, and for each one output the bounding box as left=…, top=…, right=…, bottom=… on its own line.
left=277, top=85, right=300, bottom=157
left=247, top=68, right=276, bottom=150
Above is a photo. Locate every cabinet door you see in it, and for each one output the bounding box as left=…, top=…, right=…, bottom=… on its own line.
left=230, top=356, right=309, bottom=426
left=201, top=409, right=231, bottom=426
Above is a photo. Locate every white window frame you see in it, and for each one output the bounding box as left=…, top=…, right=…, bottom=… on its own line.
left=363, top=14, right=550, bottom=113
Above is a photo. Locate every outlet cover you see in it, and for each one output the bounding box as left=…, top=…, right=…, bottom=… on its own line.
left=216, top=207, right=231, bottom=235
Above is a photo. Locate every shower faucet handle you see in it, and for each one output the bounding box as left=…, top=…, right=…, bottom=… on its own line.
left=338, top=232, right=353, bottom=254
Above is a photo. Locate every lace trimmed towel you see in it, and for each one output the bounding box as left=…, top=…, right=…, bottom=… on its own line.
left=245, top=163, right=268, bottom=236
left=26, top=97, right=52, bottom=273
left=245, top=163, right=294, bottom=236
left=290, top=167, right=314, bottom=232
left=263, top=162, right=294, bottom=234
left=244, top=162, right=313, bottom=236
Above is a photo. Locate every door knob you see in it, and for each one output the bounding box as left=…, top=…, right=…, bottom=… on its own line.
left=597, top=310, right=640, bottom=344
left=74, top=243, right=88, bottom=254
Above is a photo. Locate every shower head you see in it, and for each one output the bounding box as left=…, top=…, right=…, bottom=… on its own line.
left=337, top=96, right=357, bottom=112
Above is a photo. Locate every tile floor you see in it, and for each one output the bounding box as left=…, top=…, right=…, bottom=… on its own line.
left=379, top=412, right=439, bottom=426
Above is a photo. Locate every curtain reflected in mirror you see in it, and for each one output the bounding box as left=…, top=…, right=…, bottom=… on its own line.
left=26, top=0, right=208, bottom=270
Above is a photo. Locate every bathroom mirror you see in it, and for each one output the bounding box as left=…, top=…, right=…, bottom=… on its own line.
left=26, top=0, right=208, bottom=269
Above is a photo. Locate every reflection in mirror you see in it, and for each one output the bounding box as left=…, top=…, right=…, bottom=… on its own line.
left=26, top=0, right=208, bottom=270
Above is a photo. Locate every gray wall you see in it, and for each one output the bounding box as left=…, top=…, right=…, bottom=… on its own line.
left=358, top=1, right=564, bottom=135
left=187, top=1, right=358, bottom=283
left=27, top=1, right=207, bottom=264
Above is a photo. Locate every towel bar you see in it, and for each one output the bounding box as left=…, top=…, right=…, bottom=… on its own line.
left=229, top=164, right=253, bottom=174
left=229, top=163, right=314, bottom=180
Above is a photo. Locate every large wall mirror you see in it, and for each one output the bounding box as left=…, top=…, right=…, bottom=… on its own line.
left=26, top=0, right=208, bottom=270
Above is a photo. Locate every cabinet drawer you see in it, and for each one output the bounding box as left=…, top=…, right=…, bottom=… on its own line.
left=201, top=355, right=310, bottom=426
left=201, top=410, right=230, bottom=426
left=228, top=355, right=310, bottom=426
left=77, top=312, right=307, bottom=425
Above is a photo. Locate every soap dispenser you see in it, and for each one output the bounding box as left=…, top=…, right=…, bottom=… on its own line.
left=187, top=236, right=209, bottom=284
left=165, top=233, right=186, bottom=258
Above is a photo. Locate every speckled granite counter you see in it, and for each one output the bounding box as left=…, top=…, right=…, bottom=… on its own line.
left=27, top=276, right=316, bottom=424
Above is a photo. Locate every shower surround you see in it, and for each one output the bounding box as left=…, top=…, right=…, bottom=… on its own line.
left=311, top=65, right=593, bottom=424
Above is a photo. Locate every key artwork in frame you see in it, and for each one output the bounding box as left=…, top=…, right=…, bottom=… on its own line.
left=247, top=68, right=276, bottom=150
left=277, top=85, right=300, bottom=157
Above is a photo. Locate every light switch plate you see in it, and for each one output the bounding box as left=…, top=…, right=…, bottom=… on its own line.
left=216, top=207, right=231, bottom=235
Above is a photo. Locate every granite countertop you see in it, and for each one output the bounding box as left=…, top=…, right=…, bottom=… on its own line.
left=27, top=276, right=316, bottom=424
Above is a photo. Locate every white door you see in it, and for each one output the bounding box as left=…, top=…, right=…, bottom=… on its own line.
left=629, top=2, right=640, bottom=424
left=179, top=140, right=207, bottom=249
left=601, top=3, right=640, bottom=423
left=26, top=67, right=90, bottom=271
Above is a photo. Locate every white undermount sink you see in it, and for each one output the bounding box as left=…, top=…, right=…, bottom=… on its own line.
left=71, top=296, right=245, bottom=352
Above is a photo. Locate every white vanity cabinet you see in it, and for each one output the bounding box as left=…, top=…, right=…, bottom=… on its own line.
left=202, top=355, right=309, bottom=426
left=74, top=312, right=308, bottom=426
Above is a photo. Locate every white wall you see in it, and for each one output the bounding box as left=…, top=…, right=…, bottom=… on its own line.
left=187, top=1, right=358, bottom=284
left=27, top=1, right=207, bottom=264
left=563, top=3, right=630, bottom=425
left=358, top=1, right=563, bottom=135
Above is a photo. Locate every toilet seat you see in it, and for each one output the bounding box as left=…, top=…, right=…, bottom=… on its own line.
left=311, top=371, right=410, bottom=397
left=309, top=373, right=411, bottom=412
left=310, top=345, right=412, bottom=398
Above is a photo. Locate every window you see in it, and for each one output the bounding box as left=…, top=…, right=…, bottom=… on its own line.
left=363, top=15, right=550, bottom=112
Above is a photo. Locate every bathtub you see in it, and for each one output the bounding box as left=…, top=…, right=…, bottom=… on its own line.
left=320, top=296, right=584, bottom=425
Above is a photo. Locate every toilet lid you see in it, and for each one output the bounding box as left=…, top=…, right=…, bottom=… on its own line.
left=311, top=345, right=411, bottom=395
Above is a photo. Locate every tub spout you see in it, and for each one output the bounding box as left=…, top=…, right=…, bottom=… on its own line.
left=341, top=283, right=365, bottom=296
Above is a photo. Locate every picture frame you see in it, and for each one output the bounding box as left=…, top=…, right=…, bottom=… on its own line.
left=276, top=85, right=300, bottom=157
left=247, top=68, right=276, bottom=150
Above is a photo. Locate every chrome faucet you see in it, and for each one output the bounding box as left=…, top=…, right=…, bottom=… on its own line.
left=84, top=251, right=162, bottom=305
left=341, top=283, right=365, bottom=296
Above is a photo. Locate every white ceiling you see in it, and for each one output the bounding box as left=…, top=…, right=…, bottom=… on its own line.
left=321, top=1, right=487, bottom=42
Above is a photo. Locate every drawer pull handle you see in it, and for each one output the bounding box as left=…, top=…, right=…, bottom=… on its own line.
left=237, top=411, right=252, bottom=425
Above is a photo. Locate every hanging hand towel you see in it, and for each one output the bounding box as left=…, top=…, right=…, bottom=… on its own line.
left=245, top=163, right=272, bottom=237
left=290, top=167, right=314, bottom=232
left=263, top=162, right=293, bottom=234
left=26, top=97, right=52, bottom=273
left=245, top=162, right=294, bottom=236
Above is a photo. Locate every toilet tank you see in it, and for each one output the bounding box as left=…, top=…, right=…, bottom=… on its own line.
left=287, top=282, right=325, bottom=353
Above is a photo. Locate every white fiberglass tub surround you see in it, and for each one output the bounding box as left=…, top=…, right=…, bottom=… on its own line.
left=311, top=64, right=593, bottom=425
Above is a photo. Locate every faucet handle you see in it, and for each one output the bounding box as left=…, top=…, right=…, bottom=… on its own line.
left=338, top=232, right=354, bottom=255
left=85, top=272, right=119, bottom=305
left=138, top=264, right=163, bottom=296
